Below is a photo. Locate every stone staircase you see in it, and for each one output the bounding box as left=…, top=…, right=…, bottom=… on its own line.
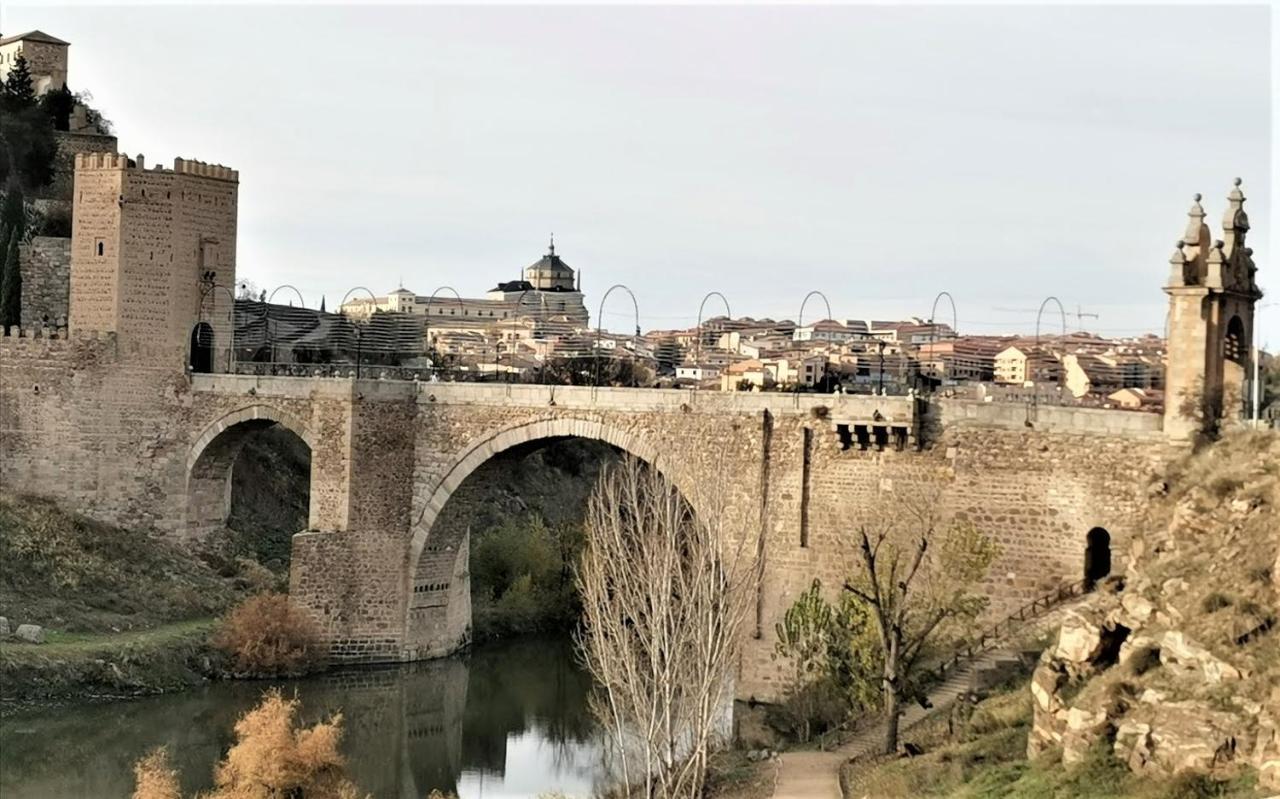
left=770, top=597, right=1086, bottom=799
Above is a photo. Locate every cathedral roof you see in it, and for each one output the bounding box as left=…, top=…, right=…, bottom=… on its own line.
left=525, top=236, right=574, bottom=276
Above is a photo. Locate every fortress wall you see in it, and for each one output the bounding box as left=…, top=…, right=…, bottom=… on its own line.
left=0, top=332, right=195, bottom=532
left=19, top=237, right=72, bottom=328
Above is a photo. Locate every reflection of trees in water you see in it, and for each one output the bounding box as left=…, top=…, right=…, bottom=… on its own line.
left=461, top=635, right=596, bottom=776
left=0, top=635, right=598, bottom=799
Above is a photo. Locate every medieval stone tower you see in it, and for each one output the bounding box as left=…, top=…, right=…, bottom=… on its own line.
left=69, top=153, right=239, bottom=370
left=1163, top=179, right=1262, bottom=440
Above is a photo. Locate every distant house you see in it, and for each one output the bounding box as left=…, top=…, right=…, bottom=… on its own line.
left=994, top=346, right=1059, bottom=385
left=1106, top=387, right=1163, bottom=411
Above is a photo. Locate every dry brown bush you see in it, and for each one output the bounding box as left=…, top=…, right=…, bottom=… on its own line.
left=132, top=690, right=365, bottom=799
left=213, top=592, right=323, bottom=677
left=132, top=747, right=181, bottom=799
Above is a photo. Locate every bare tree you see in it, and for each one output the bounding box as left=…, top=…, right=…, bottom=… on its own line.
left=841, top=496, right=998, bottom=755
left=576, top=456, right=754, bottom=799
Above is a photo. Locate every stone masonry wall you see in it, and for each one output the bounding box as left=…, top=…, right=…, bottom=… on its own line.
left=0, top=362, right=1180, bottom=701
left=19, top=237, right=71, bottom=328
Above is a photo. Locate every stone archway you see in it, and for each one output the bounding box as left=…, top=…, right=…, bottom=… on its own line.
left=1084, top=526, right=1111, bottom=585
left=186, top=405, right=315, bottom=542
left=402, top=418, right=673, bottom=659
left=189, top=322, right=214, bottom=373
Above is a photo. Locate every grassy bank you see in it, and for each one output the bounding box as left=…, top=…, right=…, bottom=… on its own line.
left=0, top=619, right=223, bottom=709
left=0, top=495, right=256, bottom=707
left=841, top=677, right=1264, bottom=799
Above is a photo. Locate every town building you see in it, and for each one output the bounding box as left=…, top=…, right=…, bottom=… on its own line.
left=0, top=30, right=68, bottom=95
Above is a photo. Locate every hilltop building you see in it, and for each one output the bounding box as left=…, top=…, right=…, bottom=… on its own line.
left=0, top=30, right=68, bottom=95
left=339, top=239, right=589, bottom=332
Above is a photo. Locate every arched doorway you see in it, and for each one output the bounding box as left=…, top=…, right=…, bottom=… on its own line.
left=1084, top=527, right=1111, bottom=585
left=187, top=408, right=312, bottom=570
left=403, top=418, right=676, bottom=658
left=190, top=322, right=214, bottom=373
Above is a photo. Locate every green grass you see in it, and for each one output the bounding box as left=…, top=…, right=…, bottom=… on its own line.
left=0, top=618, right=222, bottom=707
left=842, top=679, right=1265, bottom=799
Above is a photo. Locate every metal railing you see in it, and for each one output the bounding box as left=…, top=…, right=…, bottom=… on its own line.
left=930, top=578, right=1090, bottom=680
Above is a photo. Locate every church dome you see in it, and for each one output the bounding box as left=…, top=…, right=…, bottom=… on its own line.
left=524, top=236, right=577, bottom=291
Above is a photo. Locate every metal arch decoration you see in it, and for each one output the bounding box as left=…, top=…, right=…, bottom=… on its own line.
left=929, top=291, right=958, bottom=340
left=507, top=287, right=533, bottom=383
left=337, top=286, right=379, bottom=379
left=694, top=291, right=732, bottom=371
left=263, top=285, right=309, bottom=368
left=423, top=286, right=466, bottom=376
left=1029, top=296, right=1069, bottom=411
left=1034, top=296, right=1068, bottom=345
left=195, top=283, right=238, bottom=373
left=595, top=284, right=641, bottom=387
left=797, top=290, right=833, bottom=329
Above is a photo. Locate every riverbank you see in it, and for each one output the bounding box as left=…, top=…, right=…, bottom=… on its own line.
left=0, top=619, right=224, bottom=712
left=0, top=494, right=255, bottom=711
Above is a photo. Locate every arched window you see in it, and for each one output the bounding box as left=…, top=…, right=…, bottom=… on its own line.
left=1225, top=315, right=1246, bottom=364
left=189, top=322, right=214, bottom=373
left=1084, top=527, right=1111, bottom=585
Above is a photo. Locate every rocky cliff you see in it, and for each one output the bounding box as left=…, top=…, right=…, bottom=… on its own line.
left=1029, top=431, right=1279, bottom=790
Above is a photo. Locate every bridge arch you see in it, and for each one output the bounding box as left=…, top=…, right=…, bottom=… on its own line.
left=185, top=404, right=315, bottom=542
left=403, top=416, right=681, bottom=657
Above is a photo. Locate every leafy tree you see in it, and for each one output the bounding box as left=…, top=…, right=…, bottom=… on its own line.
left=842, top=511, right=999, bottom=755
left=0, top=185, right=26, bottom=330
left=541, top=354, right=655, bottom=387
left=40, top=84, right=76, bottom=131
left=0, top=233, right=21, bottom=330
left=0, top=102, right=56, bottom=191
left=1, top=55, right=37, bottom=111
left=773, top=580, right=881, bottom=742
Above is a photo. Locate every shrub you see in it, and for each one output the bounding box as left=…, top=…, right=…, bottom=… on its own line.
left=133, top=690, right=366, bottom=799
left=213, top=592, right=323, bottom=677
left=131, top=748, right=180, bottom=799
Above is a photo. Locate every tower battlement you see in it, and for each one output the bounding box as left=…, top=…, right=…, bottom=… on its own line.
left=73, top=152, right=239, bottom=183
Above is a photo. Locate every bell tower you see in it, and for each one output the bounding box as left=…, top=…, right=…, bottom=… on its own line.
left=1163, top=179, right=1262, bottom=440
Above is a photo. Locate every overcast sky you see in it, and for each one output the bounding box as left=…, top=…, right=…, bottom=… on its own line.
left=4, top=4, right=1275, bottom=342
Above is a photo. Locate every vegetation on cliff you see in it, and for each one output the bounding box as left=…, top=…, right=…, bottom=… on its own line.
left=835, top=430, right=1278, bottom=797
left=459, top=438, right=620, bottom=641
left=0, top=495, right=237, bottom=634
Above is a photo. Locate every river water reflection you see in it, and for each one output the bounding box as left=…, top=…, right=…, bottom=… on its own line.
left=0, top=636, right=606, bottom=799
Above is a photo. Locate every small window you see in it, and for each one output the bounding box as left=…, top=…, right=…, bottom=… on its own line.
left=95, top=240, right=105, bottom=257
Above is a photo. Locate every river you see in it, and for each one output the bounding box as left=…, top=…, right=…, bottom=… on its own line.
left=0, top=635, right=609, bottom=799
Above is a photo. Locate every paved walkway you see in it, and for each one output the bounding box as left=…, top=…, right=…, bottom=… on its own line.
left=771, top=650, right=1017, bottom=799
left=770, top=601, right=1083, bottom=799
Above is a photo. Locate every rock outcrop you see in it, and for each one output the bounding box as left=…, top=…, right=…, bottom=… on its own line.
left=1029, top=432, right=1280, bottom=790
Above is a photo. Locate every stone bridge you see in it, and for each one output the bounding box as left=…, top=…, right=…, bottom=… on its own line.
left=0, top=333, right=1173, bottom=699
left=2, top=151, right=1259, bottom=701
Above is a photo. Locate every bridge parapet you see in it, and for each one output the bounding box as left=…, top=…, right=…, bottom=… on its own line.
left=938, top=398, right=1164, bottom=438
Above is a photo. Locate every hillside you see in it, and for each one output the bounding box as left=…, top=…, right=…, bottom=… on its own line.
left=0, top=495, right=239, bottom=634
left=840, top=430, right=1278, bottom=798
left=1028, top=430, right=1278, bottom=791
